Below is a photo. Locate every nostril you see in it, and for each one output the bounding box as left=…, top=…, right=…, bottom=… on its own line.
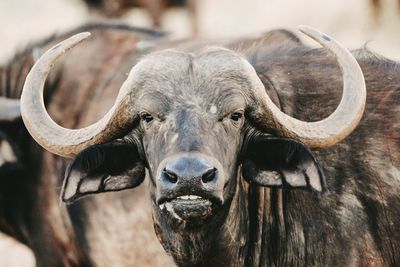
left=163, top=168, right=178, bottom=183
left=202, top=168, right=217, bottom=183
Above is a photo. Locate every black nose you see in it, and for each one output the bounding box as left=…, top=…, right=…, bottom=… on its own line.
left=162, top=156, right=218, bottom=186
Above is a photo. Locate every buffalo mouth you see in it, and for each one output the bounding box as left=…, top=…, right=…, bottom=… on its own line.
left=158, top=194, right=222, bottom=223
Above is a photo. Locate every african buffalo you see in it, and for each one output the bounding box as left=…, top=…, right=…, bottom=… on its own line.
left=0, top=23, right=174, bottom=267
left=3, top=23, right=400, bottom=266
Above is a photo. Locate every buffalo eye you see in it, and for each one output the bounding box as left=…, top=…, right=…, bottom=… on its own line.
left=230, top=111, right=243, bottom=122
left=141, top=113, right=154, bottom=124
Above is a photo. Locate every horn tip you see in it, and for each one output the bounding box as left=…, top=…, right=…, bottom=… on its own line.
left=75, top=32, right=91, bottom=41
left=81, top=32, right=91, bottom=38
left=70, top=32, right=91, bottom=44
left=298, top=25, right=332, bottom=42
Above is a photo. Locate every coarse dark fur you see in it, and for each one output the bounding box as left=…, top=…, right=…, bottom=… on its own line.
left=1, top=23, right=399, bottom=267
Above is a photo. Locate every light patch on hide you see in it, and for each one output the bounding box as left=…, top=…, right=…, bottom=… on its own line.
left=80, top=178, right=102, bottom=193
left=337, top=192, right=363, bottom=224
left=388, top=165, right=400, bottom=183
left=363, top=136, right=400, bottom=197
left=291, top=220, right=306, bottom=258
left=170, top=133, right=178, bottom=144
left=0, top=140, right=17, bottom=166
left=209, top=105, right=217, bottom=114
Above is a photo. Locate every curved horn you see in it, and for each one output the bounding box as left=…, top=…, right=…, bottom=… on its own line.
left=248, top=25, right=366, bottom=149
left=21, top=32, right=137, bottom=158
left=0, top=97, right=21, bottom=122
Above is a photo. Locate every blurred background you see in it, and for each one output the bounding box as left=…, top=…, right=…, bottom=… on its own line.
left=1, top=0, right=399, bottom=265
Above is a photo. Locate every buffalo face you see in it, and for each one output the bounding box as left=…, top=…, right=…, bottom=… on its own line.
left=137, top=49, right=249, bottom=223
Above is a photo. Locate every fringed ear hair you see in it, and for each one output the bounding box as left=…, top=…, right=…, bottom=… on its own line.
left=62, top=142, right=145, bottom=203
left=242, top=137, right=326, bottom=194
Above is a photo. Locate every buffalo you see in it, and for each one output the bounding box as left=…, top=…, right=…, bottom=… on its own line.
left=0, top=23, right=173, bottom=267
left=2, top=23, right=400, bottom=266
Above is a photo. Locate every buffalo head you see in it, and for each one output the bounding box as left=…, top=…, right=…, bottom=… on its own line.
left=20, top=26, right=366, bottom=259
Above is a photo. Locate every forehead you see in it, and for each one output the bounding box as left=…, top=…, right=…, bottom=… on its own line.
left=136, top=48, right=250, bottom=106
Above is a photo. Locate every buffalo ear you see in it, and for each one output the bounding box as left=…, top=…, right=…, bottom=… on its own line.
left=62, top=142, right=145, bottom=203
left=242, top=137, right=326, bottom=194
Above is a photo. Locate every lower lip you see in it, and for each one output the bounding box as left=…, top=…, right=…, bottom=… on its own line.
left=161, top=199, right=213, bottom=221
